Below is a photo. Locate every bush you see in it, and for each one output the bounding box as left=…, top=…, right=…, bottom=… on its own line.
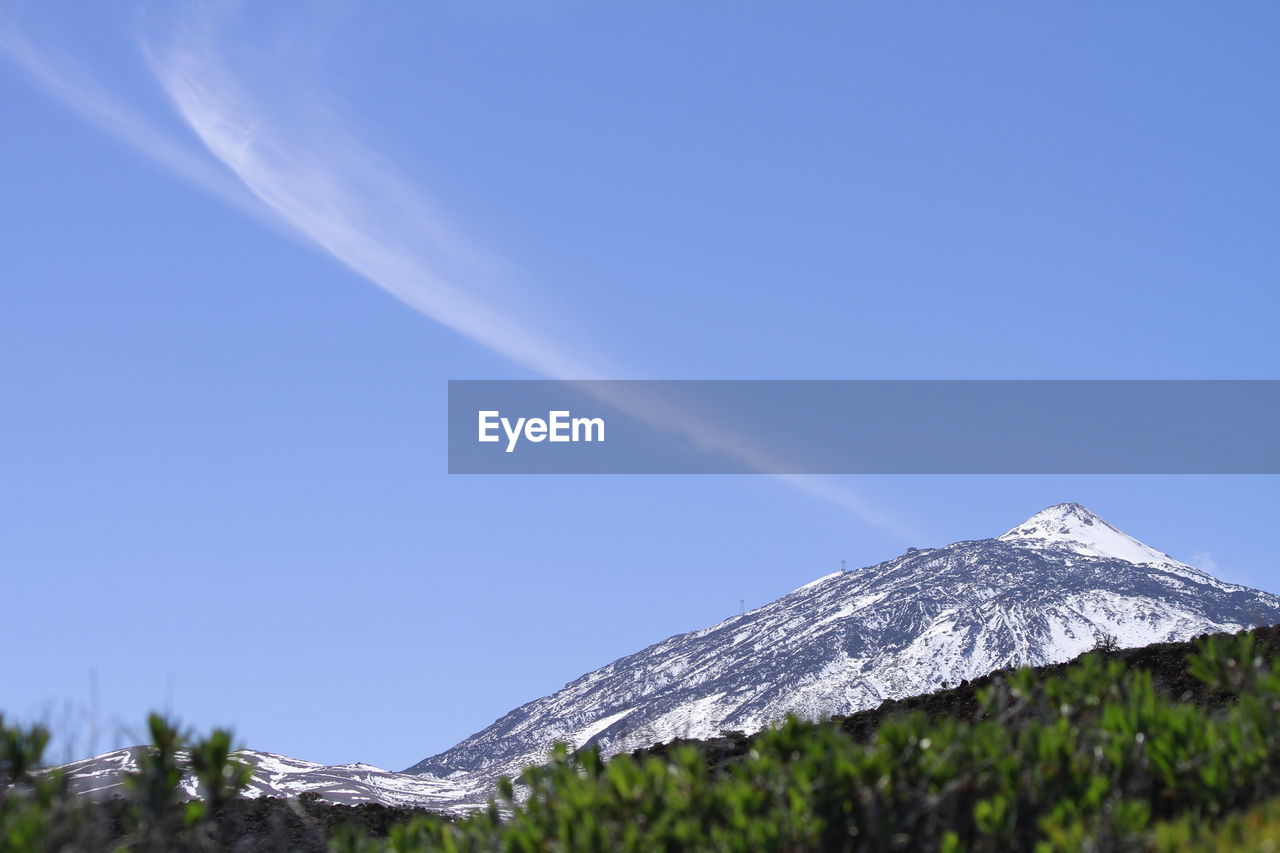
left=0, top=713, right=252, bottom=852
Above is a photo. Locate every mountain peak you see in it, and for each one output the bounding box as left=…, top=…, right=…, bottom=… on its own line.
left=1007, top=502, right=1103, bottom=533
left=998, top=503, right=1175, bottom=565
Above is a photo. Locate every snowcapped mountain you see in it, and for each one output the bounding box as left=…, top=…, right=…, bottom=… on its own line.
left=56, top=746, right=483, bottom=814
left=55, top=504, right=1280, bottom=809
left=404, top=503, right=1280, bottom=791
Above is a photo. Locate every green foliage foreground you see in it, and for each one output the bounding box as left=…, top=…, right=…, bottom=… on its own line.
left=7, top=631, right=1280, bottom=851
left=1, top=714, right=252, bottom=852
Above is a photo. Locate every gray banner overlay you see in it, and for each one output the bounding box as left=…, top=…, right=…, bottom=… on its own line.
left=448, top=380, right=1280, bottom=474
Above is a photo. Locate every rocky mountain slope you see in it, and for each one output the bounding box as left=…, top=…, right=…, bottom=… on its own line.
left=406, top=504, right=1280, bottom=792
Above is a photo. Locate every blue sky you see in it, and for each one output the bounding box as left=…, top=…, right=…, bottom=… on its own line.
left=2, top=1, right=1278, bottom=769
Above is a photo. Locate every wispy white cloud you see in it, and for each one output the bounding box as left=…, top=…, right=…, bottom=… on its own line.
left=0, top=2, right=920, bottom=541
left=0, top=20, right=261, bottom=224
left=142, top=6, right=606, bottom=380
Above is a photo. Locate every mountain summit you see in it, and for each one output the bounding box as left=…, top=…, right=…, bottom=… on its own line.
left=998, top=502, right=1178, bottom=565
left=405, top=504, right=1280, bottom=796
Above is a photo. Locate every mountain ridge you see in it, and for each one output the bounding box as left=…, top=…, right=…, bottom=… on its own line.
left=404, top=503, right=1280, bottom=791
left=55, top=503, right=1280, bottom=810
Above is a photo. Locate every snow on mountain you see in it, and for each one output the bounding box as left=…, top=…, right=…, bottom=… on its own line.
left=998, top=502, right=1178, bottom=565
left=55, top=746, right=484, bottom=814
left=404, top=504, right=1280, bottom=792
left=998, top=503, right=1237, bottom=588
left=54, top=504, right=1280, bottom=811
